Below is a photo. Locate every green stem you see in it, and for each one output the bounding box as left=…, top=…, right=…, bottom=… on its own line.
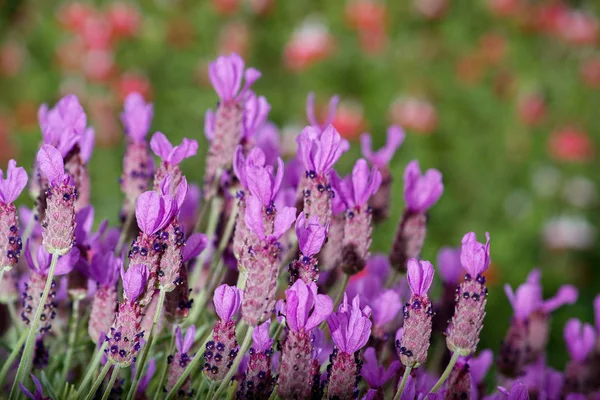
left=165, top=331, right=213, bottom=400
left=272, top=323, right=284, bottom=343
left=194, top=169, right=223, bottom=234
left=195, top=378, right=208, bottom=400
left=427, top=352, right=460, bottom=396
left=84, top=361, right=112, bottom=400
left=393, top=366, right=412, bottom=400
left=187, top=260, right=226, bottom=328
left=20, top=211, right=37, bottom=245
left=101, top=365, right=120, bottom=400
left=268, top=387, right=280, bottom=400
left=79, top=341, right=108, bottom=393
left=153, top=325, right=177, bottom=400
left=211, top=326, right=255, bottom=400
left=206, top=382, right=216, bottom=400
left=320, top=274, right=349, bottom=331
left=0, top=329, right=27, bottom=387
left=61, top=298, right=81, bottom=383
left=190, top=196, right=223, bottom=290
left=127, top=288, right=166, bottom=400
left=7, top=301, right=21, bottom=336
left=115, top=210, right=135, bottom=255
left=386, top=269, right=400, bottom=288
left=9, top=252, right=59, bottom=400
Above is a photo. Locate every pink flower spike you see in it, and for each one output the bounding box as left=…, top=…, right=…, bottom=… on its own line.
left=542, top=285, right=578, bottom=314
left=252, top=320, right=273, bottom=353
left=407, top=258, right=434, bottom=296
left=460, top=232, right=491, bottom=277
left=182, top=233, right=208, bottom=263
left=0, top=160, right=28, bottom=204
left=360, top=125, right=405, bottom=169
left=122, top=263, right=149, bottom=302
left=175, top=325, right=196, bottom=354
left=295, top=212, right=328, bottom=257
left=121, top=92, right=153, bottom=141
left=37, top=144, right=67, bottom=186
left=403, top=160, right=444, bottom=213
left=564, top=318, right=596, bottom=361
left=213, top=284, right=243, bottom=322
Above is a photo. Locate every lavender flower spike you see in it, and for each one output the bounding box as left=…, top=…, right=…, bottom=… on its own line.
left=306, top=92, right=339, bottom=132
left=565, top=319, right=595, bottom=362
left=361, top=125, right=405, bottom=221
left=37, top=144, right=76, bottom=255
left=398, top=258, right=435, bottom=368
left=337, top=159, right=382, bottom=275
left=150, top=132, right=198, bottom=190
left=209, top=53, right=261, bottom=104
left=326, top=294, right=372, bottom=400
left=19, top=374, right=46, bottom=400
left=564, top=318, right=597, bottom=394
left=166, top=325, right=195, bottom=396
left=121, top=92, right=153, bottom=142
left=447, top=232, right=490, bottom=357
left=204, top=284, right=243, bottom=382
left=0, top=160, right=27, bottom=272
left=390, top=160, right=443, bottom=273
left=289, top=211, right=328, bottom=284
left=239, top=320, right=275, bottom=398
left=88, top=253, right=121, bottom=344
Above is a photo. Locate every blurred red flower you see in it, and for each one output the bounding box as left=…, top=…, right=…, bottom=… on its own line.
left=413, top=0, right=448, bottom=20
left=82, top=49, right=115, bottom=82
left=115, top=72, right=152, bottom=102
left=211, top=0, right=240, bottom=15
left=284, top=19, right=335, bottom=72
left=57, top=2, right=95, bottom=33
left=80, top=12, right=113, bottom=50
left=554, top=9, right=598, bottom=46
left=390, top=97, right=437, bottom=135
left=107, top=2, right=141, bottom=39
left=548, top=127, right=594, bottom=163
left=580, top=57, right=600, bottom=89
left=517, top=92, right=546, bottom=126
left=0, top=41, right=25, bottom=77
left=332, top=100, right=366, bottom=140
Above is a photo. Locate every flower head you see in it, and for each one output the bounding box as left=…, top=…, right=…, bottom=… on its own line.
left=403, top=160, right=443, bottom=213
left=150, top=132, right=198, bottom=165
left=175, top=325, right=196, bottom=355
left=213, top=284, right=243, bottom=322
left=0, top=160, right=28, bottom=204
left=297, top=124, right=348, bottom=175
left=135, top=190, right=175, bottom=235
left=121, top=263, right=149, bottom=302
left=19, top=374, right=46, bottom=400
left=460, top=232, right=491, bottom=277
left=121, top=92, right=153, bottom=141
left=38, top=94, right=87, bottom=157
left=437, top=247, right=462, bottom=285
left=306, top=92, right=339, bottom=131
left=284, top=280, right=333, bottom=332
left=244, top=197, right=296, bottom=240
left=335, top=159, right=382, bottom=209
left=243, top=91, right=270, bottom=139
left=564, top=318, right=596, bottom=361
left=407, top=258, right=434, bottom=296
left=246, top=157, right=284, bottom=206
left=36, top=144, right=70, bottom=186
left=89, top=252, right=122, bottom=287
left=295, top=212, right=328, bottom=257
left=233, top=146, right=267, bottom=191
left=209, top=53, right=261, bottom=103
left=361, top=125, right=405, bottom=169
left=362, top=347, right=401, bottom=389
left=327, top=294, right=372, bottom=354
left=252, top=320, right=273, bottom=353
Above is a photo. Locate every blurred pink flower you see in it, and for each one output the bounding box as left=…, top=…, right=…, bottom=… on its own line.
left=332, top=100, right=366, bottom=140
left=211, top=0, right=240, bottom=15
left=555, top=9, right=598, bottom=46
left=284, top=18, right=335, bottom=72
left=390, top=97, right=438, bottom=134
left=0, top=41, right=25, bottom=77
left=80, top=12, right=113, bottom=50
left=82, top=49, right=115, bottom=82
left=518, top=92, right=546, bottom=126
left=486, top=0, right=520, bottom=18
left=548, top=127, right=594, bottom=163
left=248, top=0, right=275, bottom=16
left=346, top=0, right=386, bottom=31
left=107, top=2, right=141, bottom=39
left=219, top=21, right=250, bottom=60
left=414, top=0, right=449, bottom=20
left=580, top=57, right=600, bottom=89
left=57, top=2, right=95, bottom=33
left=116, top=72, right=152, bottom=102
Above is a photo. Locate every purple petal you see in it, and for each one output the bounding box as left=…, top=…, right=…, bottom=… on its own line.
left=436, top=247, right=463, bottom=285
left=175, top=326, right=184, bottom=354
left=403, top=160, right=444, bottom=213
left=252, top=320, right=273, bottom=353
left=247, top=165, right=274, bottom=206
left=272, top=206, right=297, bottom=239
left=564, top=318, right=596, bottom=361
left=0, top=160, right=28, bottom=204
left=80, top=127, right=95, bottom=163
left=406, top=258, right=434, bottom=296
left=469, top=349, right=493, bottom=385
left=204, top=109, right=215, bottom=141
left=595, top=295, right=600, bottom=334
left=243, top=92, right=270, bottom=139
left=305, top=293, right=333, bottom=331
left=296, top=212, right=328, bottom=257
left=135, top=191, right=165, bottom=235
left=18, top=383, right=35, bottom=400
left=371, top=290, right=401, bottom=326
left=183, top=325, right=196, bottom=353
left=244, top=195, right=265, bottom=238
left=542, top=285, right=578, bottom=314
left=213, top=284, right=243, bottom=322
left=36, top=144, right=65, bottom=185
left=121, top=93, right=153, bottom=141
left=149, top=132, right=173, bottom=160
left=168, top=138, right=198, bottom=165
left=55, top=247, right=80, bottom=276
left=122, top=264, right=149, bottom=302
left=182, top=233, right=208, bottom=263
left=460, top=232, right=491, bottom=277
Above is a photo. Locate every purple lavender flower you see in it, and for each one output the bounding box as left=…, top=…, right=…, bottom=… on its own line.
left=254, top=122, right=280, bottom=166
left=204, top=284, right=243, bottom=381
left=150, top=132, right=198, bottom=190
left=278, top=280, right=333, bottom=399
left=437, top=247, right=463, bottom=286
left=447, top=232, right=490, bottom=357
left=242, top=90, right=270, bottom=143
left=121, top=92, right=153, bottom=141
left=38, top=94, right=87, bottom=156
left=88, top=253, right=121, bottom=344
left=335, top=159, right=381, bottom=275
left=289, top=211, right=328, bottom=284
left=136, top=358, right=157, bottom=397
left=19, top=374, right=48, bottom=400
left=326, top=294, right=372, bottom=400
left=306, top=92, right=339, bottom=132
left=371, top=289, right=401, bottom=339
left=37, top=144, right=77, bottom=255
left=209, top=53, right=261, bottom=104
left=563, top=318, right=596, bottom=395
left=362, top=347, right=401, bottom=399
left=360, top=125, right=404, bottom=221
left=0, top=160, right=27, bottom=272
left=166, top=325, right=195, bottom=395
left=239, top=320, right=275, bottom=399
left=520, top=356, right=564, bottom=400
left=495, top=381, right=530, bottom=400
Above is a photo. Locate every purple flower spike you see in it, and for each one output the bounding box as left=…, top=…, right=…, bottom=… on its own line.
left=362, top=347, right=401, bottom=389
left=285, top=280, right=333, bottom=332
left=243, top=91, right=270, bottom=139
left=135, top=191, right=174, bottom=235
left=407, top=258, right=435, bottom=296
left=19, top=374, right=45, bottom=400
left=246, top=158, right=284, bottom=206
left=150, top=132, right=198, bottom=165
left=327, top=294, right=372, bottom=354
left=297, top=124, right=348, bottom=175
left=209, top=53, right=261, bottom=103
left=564, top=318, right=596, bottom=361
left=122, top=263, right=149, bottom=302
left=460, top=232, right=491, bottom=277
left=37, top=144, right=68, bottom=186
left=39, top=94, right=87, bottom=156
left=175, top=325, right=196, bottom=355
left=214, top=284, right=243, bottom=322
left=0, top=160, right=28, bottom=204
left=361, top=125, right=405, bottom=169
left=121, top=92, right=153, bottom=141
left=296, top=212, right=328, bottom=257
left=437, top=247, right=463, bottom=285
left=233, top=146, right=266, bottom=191
left=337, top=159, right=382, bottom=209
left=306, top=92, right=339, bottom=131
left=252, top=320, right=273, bottom=353
left=403, top=160, right=444, bottom=213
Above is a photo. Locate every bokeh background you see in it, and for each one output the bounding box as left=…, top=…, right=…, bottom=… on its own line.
left=1, top=0, right=599, bottom=370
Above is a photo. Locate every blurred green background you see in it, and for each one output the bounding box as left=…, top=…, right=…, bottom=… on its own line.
left=1, top=0, right=599, bottom=369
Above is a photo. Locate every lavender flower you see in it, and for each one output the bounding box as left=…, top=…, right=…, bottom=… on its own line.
left=166, top=325, right=195, bottom=396
left=326, top=295, right=372, bottom=400
left=306, top=92, right=339, bottom=132
left=289, top=211, right=328, bottom=284
left=150, top=132, right=198, bottom=190
left=88, top=252, right=121, bottom=344
left=499, top=269, right=578, bottom=377
left=434, top=246, right=462, bottom=333
left=390, top=160, right=443, bottom=273
left=37, top=144, right=77, bottom=255
left=238, top=320, right=275, bottom=399
left=360, top=125, right=404, bottom=221
left=335, top=158, right=382, bottom=275
left=241, top=90, right=271, bottom=148
left=371, top=290, right=401, bottom=340
left=278, top=280, right=332, bottom=399
left=447, top=232, right=490, bottom=357
left=19, top=374, right=48, bottom=400
left=297, top=124, right=348, bottom=227
left=204, top=284, right=243, bottom=381
left=0, top=160, right=27, bottom=272
left=362, top=347, right=401, bottom=400
left=563, top=318, right=597, bottom=394
left=106, top=264, right=148, bottom=367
